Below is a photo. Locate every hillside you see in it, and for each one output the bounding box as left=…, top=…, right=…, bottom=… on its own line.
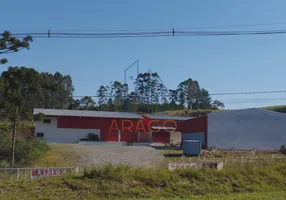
left=152, top=105, right=286, bottom=117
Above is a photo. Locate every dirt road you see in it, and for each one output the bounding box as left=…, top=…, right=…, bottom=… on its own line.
left=49, top=144, right=164, bottom=168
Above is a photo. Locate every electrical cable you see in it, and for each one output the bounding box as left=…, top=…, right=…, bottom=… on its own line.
left=9, top=29, right=286, bottom=39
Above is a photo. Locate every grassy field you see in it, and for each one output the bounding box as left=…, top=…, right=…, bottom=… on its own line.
left=1, top=160, right=286, bottom=200
left=160, top=149, right=286, bottom=168
left=1, top=146, right=286, bottom=199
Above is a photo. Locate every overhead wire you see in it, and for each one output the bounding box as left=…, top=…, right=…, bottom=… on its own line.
left=7, top=21, right=286, bottom=32
left=176, top=22, right=286, bottom=30
left=4, top=24, right=286, bottom=104
left=7, top=29, right=286, bottom=39
left=72, top=90, right=286, bottom=98
left=209, top=90, right=286, bottom=96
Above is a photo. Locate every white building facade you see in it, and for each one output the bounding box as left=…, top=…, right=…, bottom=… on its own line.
left=34, top=117, right=100, bottom=143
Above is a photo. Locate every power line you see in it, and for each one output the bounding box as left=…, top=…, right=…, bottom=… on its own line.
left=8, top=29, right=286, bottom=39
left=73, top=90, right=286, bottom=98
left=177, top=22, right=286, bottom=30
left=210, top=90, right=286, bottom=96
left=7, top=22, right=286, bottom=33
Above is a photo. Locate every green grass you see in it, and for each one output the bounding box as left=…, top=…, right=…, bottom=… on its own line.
left=35, top=144, right=79, bottom=167
left=160, top=149, right=286, bottom=169
left=1, top=161, right=286, bottom=200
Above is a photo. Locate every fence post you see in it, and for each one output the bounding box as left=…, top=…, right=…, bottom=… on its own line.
left=24, top=169, right=27, bottom=180
left=75, top=167, right=79, bottom=175
left=10, top=169, right=13, bottom=180
left=17, top=168, right=20, bottom=180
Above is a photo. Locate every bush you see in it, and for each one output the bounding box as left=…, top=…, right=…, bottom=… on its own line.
left=84, top=163, right=132, bottom=182
left=0, top=136, right=50, bottom=166
left=279, top=145, right=286, bottom=154
left=0, top=160, right=10, bottom=168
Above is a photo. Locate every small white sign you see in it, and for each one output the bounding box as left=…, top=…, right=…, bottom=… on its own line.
left=168, top=162, right=197, bottom=171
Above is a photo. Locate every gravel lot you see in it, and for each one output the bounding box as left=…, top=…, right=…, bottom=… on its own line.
left=51, top=144, right=164, bottom=168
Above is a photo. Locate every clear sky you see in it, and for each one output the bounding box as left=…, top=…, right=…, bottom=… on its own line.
left=1, top=0, right=286, bottom=109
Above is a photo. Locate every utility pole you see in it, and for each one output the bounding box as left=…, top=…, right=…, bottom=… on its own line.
left=11, top=105, right=18, bottom=167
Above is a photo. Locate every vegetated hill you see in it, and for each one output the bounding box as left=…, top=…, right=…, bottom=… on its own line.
left=263, top=105, right=286, bottom=113
left=152, top=109, right=224, bottom=117
left=152, top=105, right=286, bottom=117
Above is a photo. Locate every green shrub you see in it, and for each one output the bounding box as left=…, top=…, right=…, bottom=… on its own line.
left=279, top=145, right=286, bottom=154
left=0, top=136, right=50, bottom=166
left=84, top=163, right=131, bottom=181
left=0, top=160, right=9, bottom=168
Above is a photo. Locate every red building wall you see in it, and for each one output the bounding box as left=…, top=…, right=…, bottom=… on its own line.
left=55, top=115, right=198, bottom=143
left=57, top=116, right=142, bottom=142
left=177, top=116, right=208, bottom=146
left=142, top=116, right=181, bottom=143
left=152, top=130, right=170, bottom=143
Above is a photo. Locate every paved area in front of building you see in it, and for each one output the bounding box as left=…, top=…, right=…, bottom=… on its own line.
left=50, top=144, right=164, bottom=168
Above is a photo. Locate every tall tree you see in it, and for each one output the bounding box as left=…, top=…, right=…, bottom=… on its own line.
left=0, top=68, right=32, bottom=167
left=177, top=80, right=187, bottom=106
left=198, top=88, right=212, bottom=109
left=212, top=100, right=225, bottom=109
left=0, top=31, right=32, bottom=64
left=97, top=85, right=108, bottom=110
left=111, top=81, right=123, bottom=104
left=0, top=31, right=32, bottom=167
left=150, top=73, right=160, bottom=105
left=158, top=83, right=168, bottom=104
left=80, top=96, right=96, bottom=110
left=0, top=67, right=75, bottom=112
left=169, top=89, right=178, bottom=104
left=68, top=99, right=81, bottom=110
left=122, top=83, right=129, bottom=100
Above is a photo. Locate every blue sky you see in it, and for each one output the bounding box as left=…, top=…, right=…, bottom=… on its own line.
left=1, top=0, right=286, bottom=109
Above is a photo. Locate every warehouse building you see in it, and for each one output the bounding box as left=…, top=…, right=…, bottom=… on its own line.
left=33, top=108, right=143, bottom=143
left=33, top=109, right=191, bottom=144
left=178, top=108, right=286, bottom=150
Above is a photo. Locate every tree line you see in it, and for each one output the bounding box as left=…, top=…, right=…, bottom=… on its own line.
left=0, top=67, right=224, bottom=120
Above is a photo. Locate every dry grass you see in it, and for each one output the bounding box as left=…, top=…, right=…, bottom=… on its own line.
left=35, top=144, right=79, bottom=167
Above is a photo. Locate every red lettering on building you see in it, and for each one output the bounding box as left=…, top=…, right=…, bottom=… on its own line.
left=163, top=120, right=177, bottom=132
left=135, top=120, right=146, bottom=132
left=122, top=119, right=133, bottom=133
left=109, top=120, right=119, bottom=132
left=148, top=120, right=159, bottom=132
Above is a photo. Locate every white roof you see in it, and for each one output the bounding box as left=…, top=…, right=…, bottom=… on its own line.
left=33, top=108, right=143, bottom=119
